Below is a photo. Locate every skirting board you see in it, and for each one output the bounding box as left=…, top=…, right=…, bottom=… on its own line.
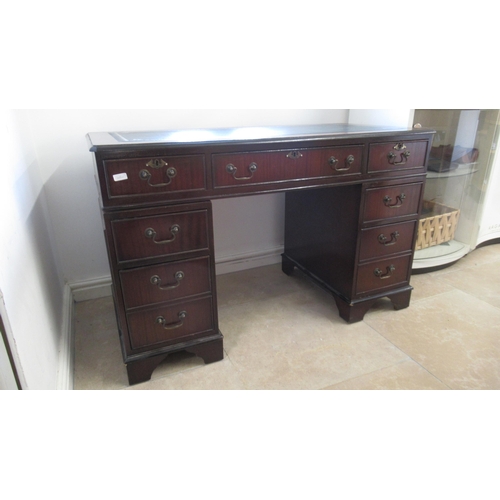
left=215, top=246, right=283, bottom=275
left=70, top=277, right=113, bottom=302
left=57, top=284, right=74, bottom=390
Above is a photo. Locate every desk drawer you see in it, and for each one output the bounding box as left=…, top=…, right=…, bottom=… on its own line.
left=356, top=255, right=411, bottom=295
left=363, top=182, right=423, bottom=223
left=359, top=221, right=417, bottom=261
left=120, top=256, right=212, bottom=309
left=103, top=155, right=206, bottom=198
left=368, top=140, right=428, bottom=172
left=111, top=209, right=209, bottom=263
left=213, top=145, right=363, bottom=187
left=127, top=296, right=214, bottom=350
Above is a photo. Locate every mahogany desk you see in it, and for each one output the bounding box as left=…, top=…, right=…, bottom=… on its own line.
left=87, top=124, right=434, bottom=385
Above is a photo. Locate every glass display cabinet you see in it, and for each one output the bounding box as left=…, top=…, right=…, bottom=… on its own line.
left=412, top=109, right=500, bottom=270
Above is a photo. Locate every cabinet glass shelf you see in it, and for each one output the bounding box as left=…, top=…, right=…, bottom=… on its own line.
left=426, top=163, right=478, bottom=179
left=412, top=109, right=500, bottom=271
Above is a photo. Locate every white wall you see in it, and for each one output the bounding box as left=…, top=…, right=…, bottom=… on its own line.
left=0, top=110, right=65, bottom=389
left=348, top=109, right=414, bottom=128
left=26, top=109, right=348, bottom=285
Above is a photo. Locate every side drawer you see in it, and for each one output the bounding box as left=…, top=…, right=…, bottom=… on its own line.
left=363, top=182, right=423, bottom=223
left=368, top=140, right=428, bottom=172
left=356, top=255, right=412, bottom=295
left=213, top=145, right=363, bottom=188
left=359, top=220, right=417, bottom=261
left=111, top=209, right=209, bottom=264
left=127, top=296, right=215, bottom=350
left=103, top=155, right=206, bottom=198
left=120, top=256, right=212, bottom=309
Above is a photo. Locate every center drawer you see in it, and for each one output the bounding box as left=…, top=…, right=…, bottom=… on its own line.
left=213, top=145, right=363, bottom=188
left=111, top=209, right=209, bottom=263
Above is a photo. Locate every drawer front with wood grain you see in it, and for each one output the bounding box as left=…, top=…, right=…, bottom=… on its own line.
left=213, top=145, right=363, bottom=188
left=103, top=155, right=206, bottom=198
left=111, top=209, right=209, bottom=263
left=358, top=220, right=417, bottom=261
left=356, top=255, right=412, bottom=295
left=120, top=256, right=212, bottom=309
left=363, top=182, right=423, bottom=223
left=368, top=140, right=428, bottom=172
left=127, top=296, right=215, bottom=350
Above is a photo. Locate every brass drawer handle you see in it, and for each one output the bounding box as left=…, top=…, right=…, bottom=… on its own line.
left=226, top=162, right=257, bottom=180
left=139, top=166, right=177, bottom=187
left=374, top=265, right=395, bottom=279
left=156, top=311, right=186, bottom=330
left=378, top=231, right=400, bottom=246
left=387, top=143, right=411, bottom=166
left=383, top=193, right=406, bottom=208
left=150, top=271, right=184, bottom=290
left=329, top=155, right=354, bottom=171
left=145, top=224, right=180, bottom=244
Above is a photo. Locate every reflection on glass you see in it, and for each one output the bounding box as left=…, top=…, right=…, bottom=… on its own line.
left=413, top=109, right=500, bottom=270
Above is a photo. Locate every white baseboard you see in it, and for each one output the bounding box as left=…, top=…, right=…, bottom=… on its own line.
left=215, top=246, right=283, bottom=275
left=57, top=284, right=74, bottom=390
left=70, top=276, right=112, bottom=302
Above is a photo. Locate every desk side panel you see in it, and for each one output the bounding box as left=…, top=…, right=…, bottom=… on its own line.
left=283, top=185, right=362, bottom=299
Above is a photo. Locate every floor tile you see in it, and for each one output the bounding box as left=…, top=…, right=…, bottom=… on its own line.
left=364, top=289, right=500, bottom=389
left=430, top=243, right=500, bottom=276
left=219, top=292, right=408, bottom=389
left=408, top=272, right=456, bottom=302
left=126, top=356, right=246, bottom=390
left=72, top=245, right=500, bottom=390
left=216, top=263, right=318, bottom=308
left=323, top=360, right=449, bottom=390
left=74, top=296, right=129, bottom=390
left=438, top=260, right=500, bottom=310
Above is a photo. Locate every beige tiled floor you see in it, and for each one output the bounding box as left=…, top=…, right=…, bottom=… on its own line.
left=73, top=243, right=500, bottom=390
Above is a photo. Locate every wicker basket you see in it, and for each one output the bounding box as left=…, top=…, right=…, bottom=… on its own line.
left=416, top=201, right=460, bottom=250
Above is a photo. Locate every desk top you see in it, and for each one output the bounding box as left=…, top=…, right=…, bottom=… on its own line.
left=87, top=123, right=430, bottom=152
